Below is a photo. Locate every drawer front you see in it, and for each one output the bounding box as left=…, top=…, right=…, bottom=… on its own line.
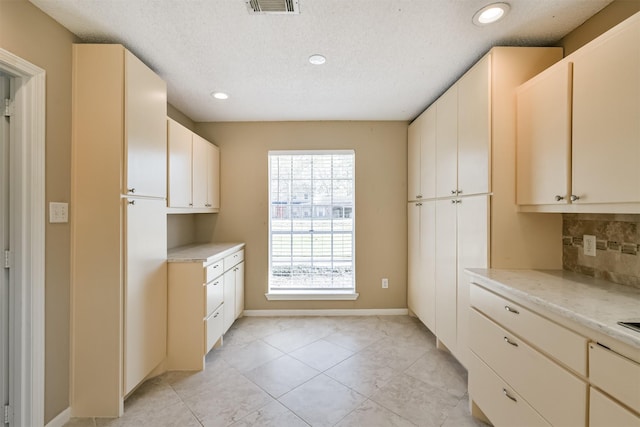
left=590, top=387, right=640, bottom=427
left=206, top=260, right=224, bottom=283
left=469, top=353, right=551, bottom=427
left=205, top=276, right=224, bottom=317
left=470, top=308, right=587, bottom=427
left=590, top=342, right=640, bottom=412
left=224, top=249, right=244, bottom=271
left=205, top=306, right=224, bottom=354
left=470, top=283, right=587, bottom=375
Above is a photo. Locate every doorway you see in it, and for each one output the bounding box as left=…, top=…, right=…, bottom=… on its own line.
left=0, top=48, right=46, bottom=427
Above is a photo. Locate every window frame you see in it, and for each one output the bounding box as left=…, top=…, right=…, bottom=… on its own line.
left=266, top=149, right=358, bottom=301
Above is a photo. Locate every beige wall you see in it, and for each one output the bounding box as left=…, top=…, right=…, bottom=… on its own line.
left=194, top=121, right=408, bottom=310
left=560, top=0, right=640, bottom=55
left=168, top=103, right=195, bottom=132
left=0, top=0, right=78, bottom=422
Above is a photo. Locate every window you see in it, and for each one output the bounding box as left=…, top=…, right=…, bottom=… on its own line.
left=268, top=151, right=355, bottom=298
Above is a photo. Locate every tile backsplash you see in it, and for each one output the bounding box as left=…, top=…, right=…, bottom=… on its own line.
left=563, top=213, right=640, bottom=288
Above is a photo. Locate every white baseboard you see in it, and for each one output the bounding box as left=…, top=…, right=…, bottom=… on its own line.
left=242, top=308, right=408, bottom=317
left=45, top=407, right=71, bottom=427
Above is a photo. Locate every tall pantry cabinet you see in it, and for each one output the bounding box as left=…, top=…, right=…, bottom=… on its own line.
left=71, top=44, right=168, bottom=417
left=407, top=47, right=564, bottom=368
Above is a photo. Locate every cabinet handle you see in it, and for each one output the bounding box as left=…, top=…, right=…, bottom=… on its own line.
left=570, top=195, right=580, bottom=202
left=451, top=189, right=457, bottom=195
left=189, top=203, right=193, bottom=207
left=417, top=194, right=423, bottom=199
left=504, top=305, right=519, bottom=314
left=504, top=336, right=519, bottom=347
left=128, top=200, right=135, bottom=205
left=451, top=199, right=461, bottom=204
left=213, top=312, right=219, bottom=318
left=416, top=202, right=423, bottom=207
left=213, top=281, right=220, bottom=286
left=555, top=195, right=565, bottom=201
left=503, top=388, right=517, bottom=402
left=457, top=189, right=463, bottom=194
left=127, top=188, right=135, bottom=194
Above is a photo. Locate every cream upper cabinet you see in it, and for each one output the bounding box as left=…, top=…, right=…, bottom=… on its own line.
left=436, top=86, right=459, bottom=198
left=407, top=106, right=436, bottom=201
left=571, top=17, right=640, bottom=206
left=516, top=12, right=640, bottom=212
left=167, top=119, right=220, bottom=212
left=167, top=119, right=193, bottom=208
left=516, top=60, right=572, bottom=205
left=457, top=54, right=491, bottom=197
left=124, top=51, right=167, bottom=198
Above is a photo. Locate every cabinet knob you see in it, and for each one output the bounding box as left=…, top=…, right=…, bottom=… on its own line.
left=451, top=190, right=457, bottom=195
left=504, top=336, right=519, bottom=347
left=555, top=195, right=565, bottom=201
left=189, top=203, right=193, bottom=207
left=503, top=388, right=517, bottom=403
left=128, top=200, right=135, bottom=206
left=451, top=199, right=461, bottom=204
left=504, top=305, right=519, bottom=315
left=416, top=202, right=422, bottom=207
left=457, top=189, right=463, bottom=194
left=128, top=188, right=136, bottom=194
left=417, top=195, right=423, bottom=199
left=570, top=195, right=580, bottom=202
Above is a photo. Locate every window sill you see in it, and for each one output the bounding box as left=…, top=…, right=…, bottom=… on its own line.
left=265, top=291, right=359, bottom=301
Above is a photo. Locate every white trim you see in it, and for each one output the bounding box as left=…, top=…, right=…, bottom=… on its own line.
left=265, top=292, right=359, bottom=301
left=243, top=308, right=409, bottom=317
left=0, top=48, right=46, bottom=427
left=44, top=408, right=70, bottom=427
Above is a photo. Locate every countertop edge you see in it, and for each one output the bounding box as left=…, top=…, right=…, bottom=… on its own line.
left=168, top=242, right=245, bottom=264
left=464, top=268, right=640, bottom=350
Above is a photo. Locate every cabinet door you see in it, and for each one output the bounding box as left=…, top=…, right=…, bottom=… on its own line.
left=421, top=106, right=437, bottom=200
left=235, top=261, right=245, bottom=318
left=124, top=197, right=167, bottom=394
left=516, top=61, right=572, bottom=205
left=207, top=142, right=220, bottom=209
left=167, top=119, right=193, bottom=208
left=407, top=116, right=422, bottom=201
left=223, top=268, right=236, bottom=333
left=407, top=202, right=422, bottom=317
left=456, top=195, right=488, bottom=368
left=421, top=200, right=436, bottom=332
left=124, top=50, right=167, bottom=198
left=572, top=21, right=640, bottom=204
left=590, top=387, right=640, bottom=427
left=436, top=86, right=458, bottom=198
left=435, top=199, right=457, bottom=353
left=192, top=134, right=209, bottom=208
left=458, top=54, right=491, bottom=196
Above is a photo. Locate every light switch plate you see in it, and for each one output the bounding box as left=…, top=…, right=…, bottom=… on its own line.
left=49, top=202, right=68, bottom=223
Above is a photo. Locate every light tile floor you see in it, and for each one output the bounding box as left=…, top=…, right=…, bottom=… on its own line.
left=64, top=316, right=488, bottom=427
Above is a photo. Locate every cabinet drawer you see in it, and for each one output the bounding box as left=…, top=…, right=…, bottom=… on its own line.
left=205, top=305, right=223, bottom=354
left=470, top=308, right=587, bottom=427
left=470, top=283, right=587, bottom=375
left=469, top=353, right=550, bottom=427
left=590, top=387, right=640, bottom=427
left=589, top=343, right=640, bottom=412
left=224, top=250, right=244, bottom=271
left=205, top=276, right=224, bottom=317
left=205, top=260, right=224, bottom=283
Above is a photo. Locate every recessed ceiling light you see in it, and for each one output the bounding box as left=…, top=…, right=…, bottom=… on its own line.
left=473, top=2, right=510, bottom=26
left=309, top=54, right=326, bottom=65
left=211, top=91, right=229, bottom=100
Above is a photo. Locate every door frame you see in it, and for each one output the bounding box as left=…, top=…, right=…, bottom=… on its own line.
left=0, top=48, right=46, bottom=427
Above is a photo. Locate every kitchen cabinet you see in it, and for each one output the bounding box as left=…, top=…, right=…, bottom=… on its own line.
left=590, top=388, right=640, bottom=427
left=407, top=200, right=436, bottom=332
left=407, top=106, right=436, bottom=201
left=167, top=118, right=220, bottom=213
left=223, top=250, right=245, bottom=333
left=167, top=244, right=244, bottom=371
left=71, top=44, right=167, bottom=417
left=517, top=12, right=640, bottom=212
left=408, top=47, right=563, bottom=369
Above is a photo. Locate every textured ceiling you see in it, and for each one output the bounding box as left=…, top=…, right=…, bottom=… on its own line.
left=29, top=0, right=612, bottom=122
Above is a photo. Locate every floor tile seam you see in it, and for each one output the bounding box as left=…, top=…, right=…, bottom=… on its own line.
left=122, top=395, right=201, bottom=425
left=357, top=396, right=419, bottom=427
left=168, top=386, right=206, bottom=427
left=284, top=347, right=341, bottom=373
left=240, top=361, right=324, bottom=400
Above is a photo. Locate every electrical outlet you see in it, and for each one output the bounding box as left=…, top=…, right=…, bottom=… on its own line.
left=382, top=278, right=389, bottom=289
left=583, top=235, right=596, bottom=257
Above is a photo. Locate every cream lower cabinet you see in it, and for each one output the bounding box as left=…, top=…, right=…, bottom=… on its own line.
left=407, top=201, right=436, bottom=332
left=223, top=250, right=245, bottom=333
left=167, top=118, right=220, bottom=213
left=167, top=247, right=244, bottom=371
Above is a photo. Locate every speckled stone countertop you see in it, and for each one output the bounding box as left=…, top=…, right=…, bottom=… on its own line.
left=465, top=269, right=640, bottom=349
left=168, top=242, right=245, bottom=264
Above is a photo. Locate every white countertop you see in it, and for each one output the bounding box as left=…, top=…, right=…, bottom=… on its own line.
left=464, top=269, right=640, bottom=349
left=168, top=242, right=245, bottom=264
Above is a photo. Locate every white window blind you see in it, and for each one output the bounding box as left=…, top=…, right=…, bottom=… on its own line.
left=269, top=151, right=355, bottom=292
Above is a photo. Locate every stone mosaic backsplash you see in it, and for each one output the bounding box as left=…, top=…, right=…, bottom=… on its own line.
left=563, top=213, right=640, bottom=289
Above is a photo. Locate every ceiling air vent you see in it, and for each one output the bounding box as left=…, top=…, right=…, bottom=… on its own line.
left=246, top=0, right=299, bottom=14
